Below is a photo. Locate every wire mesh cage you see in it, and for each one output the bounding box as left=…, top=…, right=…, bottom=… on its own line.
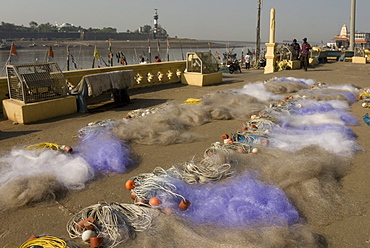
left=6, top=62, right=67, bottom=103
left=354, top=47, right=365, bottom=57
left=186, top=52, right=219, bottom=74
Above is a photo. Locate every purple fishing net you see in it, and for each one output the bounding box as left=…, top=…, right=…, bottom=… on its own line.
left=76, top=128, right=133, bottom=174
left=152, top=173, right=299, bottom=227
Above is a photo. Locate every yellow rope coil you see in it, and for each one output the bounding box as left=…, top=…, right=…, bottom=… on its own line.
left=19, top=236, right=69, bottom=248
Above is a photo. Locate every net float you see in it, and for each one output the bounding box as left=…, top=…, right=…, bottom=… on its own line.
left=63, top=145, right=73, bottom=153
left=82, top=230, right=96, bottom=242
left=237, top=148, right=244, bottom=153
left=26, top=235, right=37, bottom=241
left=76, top=217, right=95, bottom=232
left=251, top=147, right=259, bottom=154
left=130, top=191, right=136, bottom=200
left=179, top=199, right=191, bottom=211
left=90, top=237, right=103, bottom=248
left=149, top=197, right=162, bottom=206
left=135, top=197, right=148, bottom=205
left=125, top=180, right=135, bottom=190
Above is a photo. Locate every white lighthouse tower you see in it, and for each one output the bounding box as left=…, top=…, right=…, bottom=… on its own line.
left=153, top=9, right=159, bottom=39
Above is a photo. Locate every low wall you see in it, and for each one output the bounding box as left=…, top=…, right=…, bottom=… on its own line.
left=0, top=61, right=186, bottom=113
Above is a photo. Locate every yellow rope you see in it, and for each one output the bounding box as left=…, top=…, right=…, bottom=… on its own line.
left=184, top=98, right=202, bottom=105
left=19, top=236, right=69, bottom=248
left=25, top=142, right=61, bottom=151
left=3, top=243, right=18, bottom=248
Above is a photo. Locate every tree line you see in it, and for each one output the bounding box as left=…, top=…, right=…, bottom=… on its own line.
left=0, top=21, right=167, bottom=37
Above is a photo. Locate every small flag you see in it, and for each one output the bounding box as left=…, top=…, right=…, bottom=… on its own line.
left=108, top=39, right=113, bottom=66
left=10, top=43, right=18, bottom=56
left=48, top=46, right=54, bottom=58
left=94, top=46, right=101, bottom=60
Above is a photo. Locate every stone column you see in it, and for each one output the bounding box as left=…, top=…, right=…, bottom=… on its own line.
left=264, top=8, right=277, bottom=74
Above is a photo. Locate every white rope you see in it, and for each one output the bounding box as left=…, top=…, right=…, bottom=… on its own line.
left=66, top=202, right=155, bottom=247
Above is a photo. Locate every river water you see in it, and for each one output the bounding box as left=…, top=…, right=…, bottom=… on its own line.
left=0, top=40, right=259, bottom=77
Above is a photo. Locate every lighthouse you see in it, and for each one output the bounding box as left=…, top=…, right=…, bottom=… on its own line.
left=153, top=9, right=159, bottom=39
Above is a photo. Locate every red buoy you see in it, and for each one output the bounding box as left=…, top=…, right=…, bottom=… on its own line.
left=221, top=134, right=229, bottom=140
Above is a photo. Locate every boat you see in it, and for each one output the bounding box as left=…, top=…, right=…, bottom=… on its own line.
left=0, top=43, right=11, bottom=50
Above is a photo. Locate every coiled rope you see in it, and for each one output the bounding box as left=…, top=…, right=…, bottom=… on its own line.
left=66, top=202, right=155, bottom=247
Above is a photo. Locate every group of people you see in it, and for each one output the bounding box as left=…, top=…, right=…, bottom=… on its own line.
left=139, top=56, right=162, bottom=64
left=290, top=38, right=312, bottom=71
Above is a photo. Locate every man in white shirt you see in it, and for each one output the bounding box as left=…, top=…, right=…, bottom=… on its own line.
left=244, top=54, right=251, bottom=69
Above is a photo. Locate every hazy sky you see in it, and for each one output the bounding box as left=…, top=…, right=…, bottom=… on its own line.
left=0, top=0, right=368, bottom=44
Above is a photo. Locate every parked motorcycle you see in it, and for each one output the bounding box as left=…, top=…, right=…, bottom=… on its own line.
left=227, top=60, right=242, bottom=74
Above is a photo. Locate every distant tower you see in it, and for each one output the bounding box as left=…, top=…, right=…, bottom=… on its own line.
left=153, top=9, right=159, bottom=39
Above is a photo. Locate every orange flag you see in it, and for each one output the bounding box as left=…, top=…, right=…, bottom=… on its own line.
left=10, top=43, right=18, bottom=56
left=48, top=46, right=54, bottom=58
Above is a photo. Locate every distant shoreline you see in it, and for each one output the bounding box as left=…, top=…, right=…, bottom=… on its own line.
left=12, top=39, right=238, bottom=51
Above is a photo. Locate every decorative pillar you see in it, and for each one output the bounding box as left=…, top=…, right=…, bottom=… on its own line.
left=264, top=8, right=278, bottom=74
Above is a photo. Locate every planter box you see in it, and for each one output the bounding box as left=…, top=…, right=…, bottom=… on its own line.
left=352, top=56, right=367, bottom=64
left=3, top=96, right=77, bottom=124
left=181, top=72, right=222, bottom=87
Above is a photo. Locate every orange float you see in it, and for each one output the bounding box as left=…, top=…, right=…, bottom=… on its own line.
left=221, top=134, right=229, bottom=140
left=130, top=191, right=136, bottom=200
left=125, top=180, right=135, bottom=190
left=76, top=217, right=95, bottom=232
left=149, top=197, right=162, bottom=206
left=63, top=145, right=73, bottom=153
left=90, top=237, right=103, bottom=248
left=179, top=199, right=191, bottom=211
left=237, top=148, right=244, bottom=153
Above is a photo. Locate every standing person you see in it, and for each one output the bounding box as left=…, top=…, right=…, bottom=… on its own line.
left=244, top=53, right=251, bottom=69
left=290, top=39, right=300, bottom=60
left=139, top=57, right=147, bottom=64
left=155, top=56, right=161, bottom=62
left=300, top=38, right=312, bottom=71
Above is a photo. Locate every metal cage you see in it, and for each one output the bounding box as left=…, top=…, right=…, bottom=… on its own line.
left=6, top=62, right=67, bottom=103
